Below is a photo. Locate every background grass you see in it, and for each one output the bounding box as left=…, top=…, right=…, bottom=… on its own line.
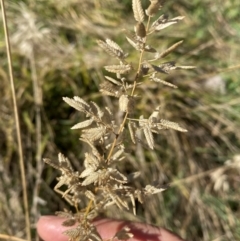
left=0, top=0, right=240, bottom=240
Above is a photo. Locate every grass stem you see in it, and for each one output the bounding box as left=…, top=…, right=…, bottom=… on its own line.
left=0, top=0, right=31, bottom=240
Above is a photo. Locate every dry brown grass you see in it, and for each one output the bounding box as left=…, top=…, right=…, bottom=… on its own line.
left=1, top=0, right=240, bottom=240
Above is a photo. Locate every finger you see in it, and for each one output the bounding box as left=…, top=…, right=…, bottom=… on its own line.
left=37, top=216, right=186, bottom=241
left=94, top=219, right=186, bottom=241
left=37, top=216, right=68, bottom=241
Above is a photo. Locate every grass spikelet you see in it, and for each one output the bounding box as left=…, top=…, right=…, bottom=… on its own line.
left=132, top=0, right=145, bottom=22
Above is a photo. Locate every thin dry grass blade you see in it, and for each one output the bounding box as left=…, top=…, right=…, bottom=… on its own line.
left=0, top=1, right=31, bottom=239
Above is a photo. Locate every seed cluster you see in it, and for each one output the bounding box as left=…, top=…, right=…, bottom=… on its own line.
left=44, top=1, right=194, bottom=240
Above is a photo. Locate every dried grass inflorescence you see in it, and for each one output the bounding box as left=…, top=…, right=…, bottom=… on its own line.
left=44, top=0, right=194, bottom=240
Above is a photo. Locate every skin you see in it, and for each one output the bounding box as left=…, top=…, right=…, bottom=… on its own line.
left=37, top=216, right=187, bottom=241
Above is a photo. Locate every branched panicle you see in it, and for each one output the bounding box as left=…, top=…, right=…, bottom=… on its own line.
left=44, top=1, right=194, bottom=240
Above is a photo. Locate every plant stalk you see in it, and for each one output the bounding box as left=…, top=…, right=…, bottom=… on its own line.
left=0, top=1, right=31, bottom=240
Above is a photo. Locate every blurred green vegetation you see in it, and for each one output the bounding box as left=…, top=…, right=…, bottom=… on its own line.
left=0, top=0, right=240, bottom=240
